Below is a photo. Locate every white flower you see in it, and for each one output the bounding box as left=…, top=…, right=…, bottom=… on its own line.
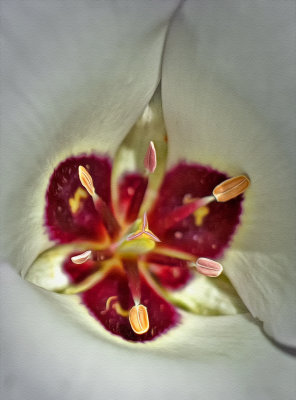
left=1, top=1, right=295, bottom=399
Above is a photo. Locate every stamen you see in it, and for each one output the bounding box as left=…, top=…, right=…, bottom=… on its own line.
left=156, top=175, right=250, bottom=233
left=78, top=166, right=120, bottom=238
left=144, top=141, right=157, bottom=173
left=213, top=175, right=250, bottom=202
left=123, top=259, right=149, bottom=335
left=129, top=304, right=149, bottom=335
left=78, top=166, right=96, bottom=197
left=195, top=257, right=223, bottom=277
left=71, top=250, right=92, bottom=264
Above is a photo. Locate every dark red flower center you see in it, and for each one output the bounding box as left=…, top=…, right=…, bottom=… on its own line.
left=43, top=153, right=244, bottom=342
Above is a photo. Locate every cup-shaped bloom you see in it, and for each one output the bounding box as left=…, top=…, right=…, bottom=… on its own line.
left=1, top=1, right=295, bottom=399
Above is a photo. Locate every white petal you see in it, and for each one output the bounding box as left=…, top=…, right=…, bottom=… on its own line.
left=0, top=0, right=180, bottom=270
left=162, top=0, right=296, bottom=346
left=224, top=251, right=296, bottom=347
left=1, top=263, right=296, bottom=400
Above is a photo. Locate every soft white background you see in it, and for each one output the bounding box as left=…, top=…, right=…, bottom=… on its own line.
left=1, top=1, right=296, bottom=399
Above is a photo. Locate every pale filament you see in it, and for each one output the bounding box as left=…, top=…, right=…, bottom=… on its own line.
left=148, top=248, right=223, bottom=279
left=158, top=175, right=250, bottom=233
left=124, top=259, right=141, bottom=305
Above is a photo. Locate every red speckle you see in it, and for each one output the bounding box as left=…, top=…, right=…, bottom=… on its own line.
left=45, top=155, right=113, bottom=243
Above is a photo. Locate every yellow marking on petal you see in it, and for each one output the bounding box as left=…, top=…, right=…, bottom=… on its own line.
left=113, top=302, right=130, bottom=317
left=105, top=296, right=118, bottom=311
left=102, top=296, right=129, bottom=317
left=69, top=187, right=88, bottom=214
left=193, top=206, right=209, bottom=226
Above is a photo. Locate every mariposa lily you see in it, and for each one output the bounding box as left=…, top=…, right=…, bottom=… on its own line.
left=23, top=89, right=249, bottom=342
left=1, top=1, right=295, bottom=399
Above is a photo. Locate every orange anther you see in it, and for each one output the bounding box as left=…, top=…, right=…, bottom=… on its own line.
left=129, top=304, right=149, bottom=335
left=213, top=175, right=250, bottom=202
left=78, top=166, right=95, bottom=197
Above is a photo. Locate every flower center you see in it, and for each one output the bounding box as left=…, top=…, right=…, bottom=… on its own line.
left=68, top=142, right=249, bottom=336
left=26, top=137, right=250, bottom=342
